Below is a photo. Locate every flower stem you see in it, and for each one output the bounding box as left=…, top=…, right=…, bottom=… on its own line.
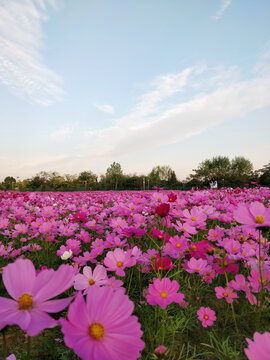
left=26, top=336, right=32, bottom=360
left=224, top=271, right=239, bottom=334
left=2, top=329, right=7, bottom=358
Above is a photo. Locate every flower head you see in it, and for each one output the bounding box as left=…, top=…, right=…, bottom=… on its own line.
left=197, top=307, right=216, bottom=327
left=0, top=259, right=74, bottom=336
left=245, top=332, right=270, bottom=360
left=146, top=277, right=185, bottom=309
left=60, top=287, right=144, bottom=360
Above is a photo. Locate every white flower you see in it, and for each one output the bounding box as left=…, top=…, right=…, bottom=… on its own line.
left=61, top=250, right=73, bottom=260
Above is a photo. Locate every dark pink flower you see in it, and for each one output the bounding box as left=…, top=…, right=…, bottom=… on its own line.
left=155, top=203, right=170, bottom=217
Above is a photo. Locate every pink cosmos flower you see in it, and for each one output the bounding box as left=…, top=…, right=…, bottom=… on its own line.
left=60, top=287, right=145, bottom=360
left=0, top=259, right=74, bottom=336
left=146, top=277, right=185, bottom=309
left=245, top=332, right=270, bottom=360
left=234, top=202, right=270, bottom=227
left=197, top=307, right=216, bottom=327
left=186, top=258, right=208, bottom=275
left=215, top=286, right=238, bottom=303
left=74, top=265, right=108, bottom=293
left=104, top=248, right=135, bottom=276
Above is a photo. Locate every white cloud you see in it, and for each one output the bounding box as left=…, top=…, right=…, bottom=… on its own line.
left=213, top=0, right=232, bottom=20
left=50, top=125, right=74, bottom=139
left=0, top=0, right=64, bottom=105
left=94, top=104, right=115, bottom=114
left=82, top=57, right=270, bottom=158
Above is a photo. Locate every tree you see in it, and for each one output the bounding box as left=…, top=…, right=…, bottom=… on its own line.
left=105, top=162, right=123, bottom=190
left=188, top=156, right=254, bottom=188
left=258, top=163, right=270, bottom=186
left=188, top=156, right=231, bottom=185
left=3, top=176, right=16, bottom=189
left=229, top=157, right=253, bottom=187
left=148, top=165, right=177, bottom=187
left=78, top=171, right=98, bottom=189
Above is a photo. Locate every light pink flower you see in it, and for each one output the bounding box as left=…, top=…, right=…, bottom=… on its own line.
left=197, top=307, right=216, bottom=327
left=60, top=287, right=144, bottom=360
left=104, top=248, right=135, bottom=277
left=146, top=277, right=185, bottom=309
left=245, top=332, right=270, bottom=360
left=234, top=202, right=270, bottom=227
left=73, top=265, right=108, bottom=293
left=0, top=259, right=74, bottom=336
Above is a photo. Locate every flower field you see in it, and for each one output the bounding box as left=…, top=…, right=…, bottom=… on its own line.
left=0, top=188, right=269, bottom=360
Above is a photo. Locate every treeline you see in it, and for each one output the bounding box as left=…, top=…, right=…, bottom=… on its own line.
left=1, top=157, right=270, bottom=191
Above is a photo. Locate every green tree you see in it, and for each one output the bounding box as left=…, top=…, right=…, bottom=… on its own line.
left=148, top=165, right=177, bottom=187
left=78, top=171, right=98, bottom=189
left=188, top=156, right=231, bottom=185
left=229, top=156, right=253, bottom=187
left=3, top=176, right=16, bottom=190
left=105, top=162, right=123, bottom=190
left=258, top=163, right=270, bottom=186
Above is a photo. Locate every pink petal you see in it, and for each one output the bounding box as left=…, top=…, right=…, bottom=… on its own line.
left=33, top=265, right=74, bottom=302
left=26, top=309, right=57, bottom=336
left=3, top=259, right=36, bottom=300
left=36, top=297, right=74, bottom=313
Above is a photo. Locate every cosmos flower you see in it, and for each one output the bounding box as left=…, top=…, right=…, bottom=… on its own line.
left=60, top=287, right=144, bottom=360
left=146, top=277, right=185, bottom=309
left=234, top=202, right=270, bottom=227
left=245, top=332, right=270, bottom=360
left=0, top=259, right=74, bottom=336
left=197, top=307, right=216, bottom=327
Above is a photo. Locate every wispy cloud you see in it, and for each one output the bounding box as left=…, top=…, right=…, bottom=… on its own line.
left=82, top=55, right=270, bottom=157
left=50, top=125, right=74, bottom=139
left=94, top=104, right=115, bottom=114
left=213, top=0, right=232, bottom=20
left=0, top=0, right=64, bottom=105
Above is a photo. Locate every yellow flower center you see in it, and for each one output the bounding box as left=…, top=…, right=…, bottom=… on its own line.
left=195, top=267, right=200, bottom=271
left=191, top=217, right=196, bottom=221
left=176, top=243, right=181, bottom=248
left=232, top=248, right=236, bottom=252
left=223, top=292, right=228, bottom=297
left=255, top=216, right=264, bottom=224
left=89, top=279, right=95, bottom=285
left=116, top=261, right=123, bottom=267
left=88, top=322, right=105, bottom=340
left=182, top=227, right=187, bottom=231
left=18, top=293, right=33, bottom=310
left=160, top=292, right=168, bottom=298
left=204, top=315, right=209, bottom=320
left=191, top=245, right=197, bottom=251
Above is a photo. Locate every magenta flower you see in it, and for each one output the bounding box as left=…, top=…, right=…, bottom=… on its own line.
left=234, top=202, right=270, bottom=227
left=154, top=345, right=167, bottom=355
left=197, top=307, right=216, bottom=327
left=60, top=287, right=145, bottom=360
left=74, top=265, right=108, bottom=293
left=146, top=277, right=185, bottom=309
left=0, top=259, right=74, bottom=336
left=245, top=332, right=270, bottom=360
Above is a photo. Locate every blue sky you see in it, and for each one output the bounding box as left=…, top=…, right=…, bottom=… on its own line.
left=0, top=0, right=270, bottom=181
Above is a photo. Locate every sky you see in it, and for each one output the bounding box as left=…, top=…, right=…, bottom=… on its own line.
left=0, top=0, right=270, bottom=182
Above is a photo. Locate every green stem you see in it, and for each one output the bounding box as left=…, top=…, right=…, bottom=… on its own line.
left=2, top=329, right=7, bottom=358
left=26, top=336, right=32, bottom=360
left=224, top=271, right=239, bottom=334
